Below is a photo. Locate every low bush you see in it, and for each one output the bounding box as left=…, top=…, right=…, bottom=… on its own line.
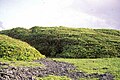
left=0, top=34, right=45, bottom=61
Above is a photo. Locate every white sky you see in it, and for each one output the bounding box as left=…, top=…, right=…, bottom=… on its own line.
left=0, top=0, right=120, bottom=30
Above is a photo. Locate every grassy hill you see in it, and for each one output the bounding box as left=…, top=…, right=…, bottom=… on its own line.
left=0, top=26, right=120, bottom=58
left=0, top=34, right=45, bottom=61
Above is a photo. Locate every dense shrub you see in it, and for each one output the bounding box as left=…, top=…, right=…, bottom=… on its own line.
left=0, top=34, right=45, bottom=61
left=0, top=26, right=120, bottom=58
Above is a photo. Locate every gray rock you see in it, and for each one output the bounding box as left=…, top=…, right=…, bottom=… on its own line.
left=0, top=58, right=115, bottom=80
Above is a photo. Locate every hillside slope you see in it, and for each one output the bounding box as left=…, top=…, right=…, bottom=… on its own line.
left=0, top=26, right=120, bottom=58
left=0, top=34, right=45, bottom=60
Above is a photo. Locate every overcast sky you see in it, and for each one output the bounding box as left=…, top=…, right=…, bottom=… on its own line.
left=0, top=0, right=120, bottom=30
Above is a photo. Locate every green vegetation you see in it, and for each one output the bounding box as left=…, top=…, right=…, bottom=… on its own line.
left=0, top=58, right=43, bottom=67
left=9, top=61, right=43, bottom=67
left=0, top=34, right=45, bottom=61
left=79, top=78, right=99, bottom=80
left=1, top=27, right=120, bottom=80
left=0, top=26, right=120, bottom=58
left=36, top=75, right=71, bottom=80
left=53, top=58, right=120, bottom=80
left=36, top=75, right=99, bottom=80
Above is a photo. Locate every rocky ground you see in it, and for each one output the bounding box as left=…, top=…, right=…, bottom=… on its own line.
left=0, top=58, right=114, bottom=80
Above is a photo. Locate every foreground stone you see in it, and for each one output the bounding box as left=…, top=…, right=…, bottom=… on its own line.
left=0, top=58, right=114, bottom=80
